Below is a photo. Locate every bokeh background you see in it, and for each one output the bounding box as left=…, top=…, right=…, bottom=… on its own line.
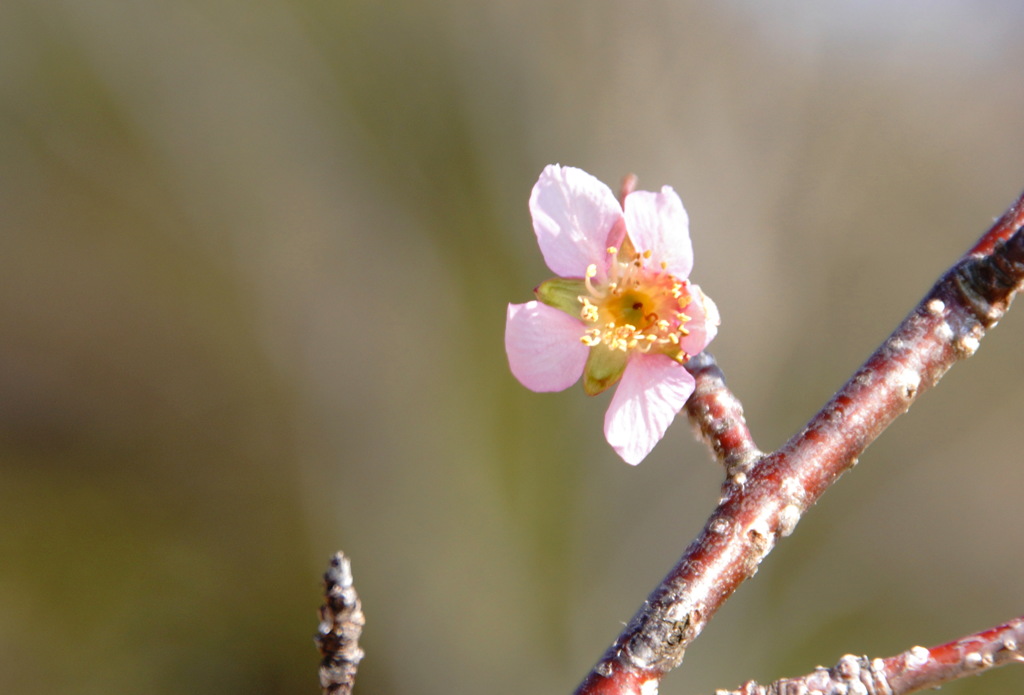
left=2, top=1, right=1023, bottom=694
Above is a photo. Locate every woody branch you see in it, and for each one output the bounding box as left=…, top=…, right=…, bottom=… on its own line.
left=316, top=552, right=365, bottom=695
left=574, top=190, right=1024, bottom=695
left=717, top=614, right=1024, bottom=695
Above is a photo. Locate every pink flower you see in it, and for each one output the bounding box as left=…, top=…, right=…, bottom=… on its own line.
left=505, top=165, right=720, bottom=465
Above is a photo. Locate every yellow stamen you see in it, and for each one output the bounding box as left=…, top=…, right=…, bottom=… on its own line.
left=575, top=243, right=694, bottom=362
left=579, top=297, right=599, bottom=322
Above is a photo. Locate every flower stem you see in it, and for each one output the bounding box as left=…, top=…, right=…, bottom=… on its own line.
left=684, top=351, right=762, bottom=479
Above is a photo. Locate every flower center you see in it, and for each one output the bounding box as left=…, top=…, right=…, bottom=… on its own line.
left=579, top=244, right=693, bottom=362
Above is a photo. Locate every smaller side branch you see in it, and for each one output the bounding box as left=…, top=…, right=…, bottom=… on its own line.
left=684, top=351, right=762, bottom=478
left=716, top=615, right=1024, bottom=695
left=316, top=552, right=366, bottom=695
left=885, top=616, right=1024, bottom=694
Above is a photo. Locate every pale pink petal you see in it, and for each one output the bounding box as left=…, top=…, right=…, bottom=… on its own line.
left=623, top=186, right=693, bottom=278
left=603, top=354, right=696, bottom=465
left=505, top=301, right=588, bottom=392
left=530, top=165, right=624, bottom=278
left=678, top=283, right=720, bottom=358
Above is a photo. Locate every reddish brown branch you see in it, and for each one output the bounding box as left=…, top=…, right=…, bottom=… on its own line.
left=885, top=615, right=1024, bottom=693
left=316, top=552, right=365, bottom=695
left=684, top=351, right=762, bottom=478
left=717, top=615, right=1024, bottom=695
left=575, top=190, right=1024, bottom=695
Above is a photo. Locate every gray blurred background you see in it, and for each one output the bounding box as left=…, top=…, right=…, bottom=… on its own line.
left=1, top=1, right=1023, bottom=694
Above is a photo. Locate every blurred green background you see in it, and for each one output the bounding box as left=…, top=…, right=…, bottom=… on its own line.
left=2, top=1, right=1023, bottom=694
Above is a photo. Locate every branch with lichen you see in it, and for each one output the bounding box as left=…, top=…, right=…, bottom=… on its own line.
left=316, top=552, right=365, bottom=695
left=717, top=614, right=1024, bottom=695
left=573, top=190, right=1024, bottom=695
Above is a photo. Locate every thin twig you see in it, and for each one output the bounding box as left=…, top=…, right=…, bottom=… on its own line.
left=716, top=615, right=1024, bottom=695
left=684, top=351, right=762, bottom=479
left=574, top=190, right=1024, bottom=695
left=316, top=552, right=365, bottom=695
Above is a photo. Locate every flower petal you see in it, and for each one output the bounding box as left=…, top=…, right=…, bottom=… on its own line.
left=530, top=165, right=624, bottom=278
left=678, top=283, right=720, bottom=358
left=505, top=301, right=588, bottom=392
left=623, top=186, right=693, bottom=278
left=604, top=354, right=696, bottom=465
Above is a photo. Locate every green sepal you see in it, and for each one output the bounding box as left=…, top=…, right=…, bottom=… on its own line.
left=535, top=277, right=587, bottom=318
left=582, top=343, right=627, bottom=395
